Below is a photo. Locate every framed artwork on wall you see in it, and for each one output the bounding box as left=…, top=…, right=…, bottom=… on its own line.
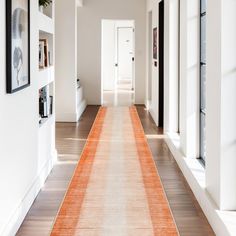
left=153, top=27, right=157, bottom=60
left=6, top=0, right=30, bottom=94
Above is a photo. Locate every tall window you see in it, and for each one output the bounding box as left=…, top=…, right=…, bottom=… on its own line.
left=200, top=0, right=206, bottom=162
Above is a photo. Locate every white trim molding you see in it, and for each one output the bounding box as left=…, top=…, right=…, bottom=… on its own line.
left=1, top=151, right=57, bottom=236
left=166, top=133, right=236, bottom=236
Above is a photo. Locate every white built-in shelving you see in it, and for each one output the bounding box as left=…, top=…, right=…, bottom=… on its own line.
left=38, top=2, right=55, bottom=126
left=38, top=2, right=56, bottom=165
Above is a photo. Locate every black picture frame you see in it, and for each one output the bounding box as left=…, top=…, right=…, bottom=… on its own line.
left=6, top=0, right=30, bottom=94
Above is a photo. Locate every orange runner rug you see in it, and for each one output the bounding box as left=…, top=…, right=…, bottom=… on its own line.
left=50, top=107, right=179, bottom=236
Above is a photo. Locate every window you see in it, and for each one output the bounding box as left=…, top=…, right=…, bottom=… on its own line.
left=200, top=0, right=206, bottom=162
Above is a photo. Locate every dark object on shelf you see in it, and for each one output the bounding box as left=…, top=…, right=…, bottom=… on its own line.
left=39, top=88, right=48, bottom=118
left=39, top=41, right=44, bottom=68
left=50, top=96, right=53, bottom=115
left=39, top=86, right=53, bottom=120
left=6, top=0, right=31, bottom=93
left=48, top=51, right=52, bottom=66
left=39, top=0, right=52, bottom=8
left=39, top=38, right=49, bottom=68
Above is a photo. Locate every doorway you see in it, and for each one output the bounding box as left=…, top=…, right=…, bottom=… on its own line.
left=158, top=0, right=164, bottom=127
left=101, top=20, right=135, bottom=106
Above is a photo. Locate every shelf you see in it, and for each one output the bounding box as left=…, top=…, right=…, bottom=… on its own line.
left=38, top=66, right=54, bottom=89
left=38, top=11, right=54, bottom=34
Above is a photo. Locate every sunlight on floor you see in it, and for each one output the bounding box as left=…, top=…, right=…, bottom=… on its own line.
left=146, top=134, right=167, bottom=139
left=103, top=90, right=135, bottom=107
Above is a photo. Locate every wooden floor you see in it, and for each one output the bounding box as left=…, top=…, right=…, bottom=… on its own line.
left=17, top=105, right=215, bottom=236
left=136, top=106, right=215, bottom=236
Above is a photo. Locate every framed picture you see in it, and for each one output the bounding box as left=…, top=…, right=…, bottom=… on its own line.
left=153, top=27, right=157, bottom=60
left=39, top=39, right=50, bottom=69
left=40, top=39, right=49, bottom=67
left=6, top=0, right=30, bottom=94
left=39, top=41, right=45, bottom=69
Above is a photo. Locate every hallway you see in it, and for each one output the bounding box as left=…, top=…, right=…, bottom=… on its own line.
left=2, top=0, right=236, bottom=234
left=17, top=106, right=214, bottom=236
left=50, top=106, right=178, bottom=235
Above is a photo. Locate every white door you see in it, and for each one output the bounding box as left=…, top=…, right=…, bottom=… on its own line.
left=117, top=27, right=134, bottom=87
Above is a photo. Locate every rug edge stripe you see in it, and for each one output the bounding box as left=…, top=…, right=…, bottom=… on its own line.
left=129, top=106, right=180, bottom=236
left=49, top=107, right=107, bottom=235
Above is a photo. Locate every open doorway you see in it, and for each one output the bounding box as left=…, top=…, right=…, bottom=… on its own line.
left=158, top=0, right=164, bottom=127
left=101, top=20, right=135, bottom=106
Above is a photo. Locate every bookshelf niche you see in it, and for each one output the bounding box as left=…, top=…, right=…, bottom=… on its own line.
left=38, top=2, right=55, bottom=126
left=38, top=1, right=56, bottom=166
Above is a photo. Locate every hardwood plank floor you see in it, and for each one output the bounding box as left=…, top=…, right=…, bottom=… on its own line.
left=16, top=106, right=100, bottom=236
left=17, top=105, right=215, bottom=236
left=136, top=105, right=215, bottom=236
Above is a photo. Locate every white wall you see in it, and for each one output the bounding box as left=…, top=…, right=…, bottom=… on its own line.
left=77, top=0, right=84, bottom=7
left=102, top=20, right=116, bottom=91
left=162, top=0, right=236, bottom=234
left=179, top=0, right=200, bottom=158
left=205, top=0, right=222, bottom=210
left=206, top=0, right=236, bottom=211
left=163, top=0, right=179, bottom=133
left=55, top=0, right=78, bottom=122
left=77, top=0, right=146, bottom=105
left=220, top=0, right=236, bottom=210
left=0, top=0, right=55, bottom=235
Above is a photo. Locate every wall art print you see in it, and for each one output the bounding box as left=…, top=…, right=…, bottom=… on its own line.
left=153, top=27, right=157, bottom=60
left=6, top=0, right=30, bottom=94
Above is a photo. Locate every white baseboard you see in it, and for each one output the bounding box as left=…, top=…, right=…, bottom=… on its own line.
left=165, top=133, right=236, bottom=236
left=149, top=108, right=159, bottom=126
left=1, top=151, right=57, bottom=236
left=77, top=100, right=87, bottom=121
left=56, top=101, right=87, bottom=123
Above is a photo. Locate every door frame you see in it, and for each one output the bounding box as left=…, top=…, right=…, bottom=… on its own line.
left=101, top=20, right=136, bottom=105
